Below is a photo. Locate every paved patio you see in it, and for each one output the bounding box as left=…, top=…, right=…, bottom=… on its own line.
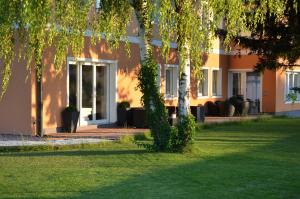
left=46, top=115, right=266, bottom=140
left=0, top=115, right=268, bottom=146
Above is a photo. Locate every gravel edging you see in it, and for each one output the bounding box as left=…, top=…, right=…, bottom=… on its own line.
left=0, top=134, right=110, bottom=147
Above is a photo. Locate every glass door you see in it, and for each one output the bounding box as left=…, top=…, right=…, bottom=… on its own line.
left=81, top=64, right=94, bottom=124
left=79, top=63, right=108, bottom=125
left=246, top=72, right=261, bottom=101
left=95, top=65, right=108, bottom=121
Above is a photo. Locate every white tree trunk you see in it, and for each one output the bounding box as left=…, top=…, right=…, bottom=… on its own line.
left=178, top=46, right=191, bottom=119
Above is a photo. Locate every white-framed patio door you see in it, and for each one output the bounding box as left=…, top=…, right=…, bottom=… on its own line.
left=228, top=71, right=262, bottom=101
left=80, top=63, right=109, bottom=125
left=67, top=59, right=117, bottom=127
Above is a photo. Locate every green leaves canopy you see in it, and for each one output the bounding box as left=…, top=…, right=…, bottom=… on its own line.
left=0, top=0, right=295, bottom=96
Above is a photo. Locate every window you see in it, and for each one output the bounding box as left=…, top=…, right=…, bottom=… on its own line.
left=232, top=72, right=242, bottom=96
left=212, top=69, right=222, bottom=96
left=157, top=64, right=161, bottom=91
left=68, top=64, right=78, bottom=108
left=198, top=69, right=208, bottom=97
left=165, top=65, right=178, bottom=98
left=285, top=71, right=300, bottom=102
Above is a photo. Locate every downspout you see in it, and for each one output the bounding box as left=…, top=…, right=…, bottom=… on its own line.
left=36, top=65, right=43, bottom=137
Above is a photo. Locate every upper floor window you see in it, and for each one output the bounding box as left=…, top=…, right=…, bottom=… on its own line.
left=212, top=68, right=222, bottom=97
left=198, top=69, right=209, bottom=97
left=165, top=65, right=178, bottom=98
left=285, top=71, right=300, bottom=102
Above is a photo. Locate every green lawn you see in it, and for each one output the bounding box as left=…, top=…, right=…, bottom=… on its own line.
left=1, top=117, right=300, bottom=199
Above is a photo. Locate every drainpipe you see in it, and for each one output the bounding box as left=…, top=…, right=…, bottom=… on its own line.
left=36, top=65, right=43, bottom=137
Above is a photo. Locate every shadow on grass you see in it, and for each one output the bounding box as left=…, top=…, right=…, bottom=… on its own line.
left=2, top=131, right=299, bottom=199
left=64, top=134, right=300, bottom=199
left=0, top=149, right=149, bottom=157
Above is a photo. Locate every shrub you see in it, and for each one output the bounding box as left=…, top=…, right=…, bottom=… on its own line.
left=171, top=114, right=196, bottom=152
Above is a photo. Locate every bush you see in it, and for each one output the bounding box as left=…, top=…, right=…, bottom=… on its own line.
left=171, top=114, right=196, bottom=152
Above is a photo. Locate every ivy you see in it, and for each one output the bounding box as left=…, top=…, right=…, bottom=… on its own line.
left=137, top=57, right=171, bottom=151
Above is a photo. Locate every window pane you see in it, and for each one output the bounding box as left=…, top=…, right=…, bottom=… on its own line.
left=172, top=67, right=178, bottom=97
left=69, top=64, right=77, bottom=108
left=289, top=73, right=293, bottom=91
left=232, top=73, right=241, bottom=96
left=166, top=69, right=171, bottom=95
left=212, top=70, right=222, bottom=96
left=199, top=69, right=208, bottom=96
left=82, top=65, right=93, bottom=108
left=96, top=66, right=107, bottom=120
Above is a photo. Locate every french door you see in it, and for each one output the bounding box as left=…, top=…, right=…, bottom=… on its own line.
left=68, top=62, right=109, bottom=126
left=228, top=71, right=261, bottom=101
left=80, top=63, right=108, bottom=125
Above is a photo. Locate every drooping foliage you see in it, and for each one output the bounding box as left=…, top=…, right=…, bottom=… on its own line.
left=0, top=0, right=133, bottom=97
left=158, top=0, right=293, bottom=74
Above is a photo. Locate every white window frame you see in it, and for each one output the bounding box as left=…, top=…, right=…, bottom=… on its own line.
left=285, top=70, right=300, bottom=104
left=157, top=64, right=161, bottom=93
left=66, top=57, right=118, bottom=126
left=197, top=67, right=209, bottom=98
left=211, top=68, right=223, bottom=98
left=164, top=64, right=179, bottom=99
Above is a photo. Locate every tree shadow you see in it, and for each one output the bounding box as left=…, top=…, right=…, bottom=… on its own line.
left=1, top=131, right=299, bottom=199
left=67, top=133, right=300, bottom=199
left=0, top=148, right=148, bottom=157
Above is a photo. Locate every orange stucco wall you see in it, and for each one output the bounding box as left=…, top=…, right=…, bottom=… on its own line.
left=0, top=58, right=32, bottom=135
left=262, top=70, right=276, bottom=113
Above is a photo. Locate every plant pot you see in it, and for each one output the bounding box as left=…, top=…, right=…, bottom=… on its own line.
left=117, top=108, right=130, bottom=127
left=215, top=101, right=225, bottom=116
left=225, top=101, right=235, bottom=117
left=132, top=108, right=148, bottom=128
left=117, top=101, right=130, bottom=127
left=241, top=101, right=250, bottom=116
left=204, top=101, right=218, bottom=116
left=190, top=105, right=205, bottom=123
left=62, top=110, right=80, bottom=133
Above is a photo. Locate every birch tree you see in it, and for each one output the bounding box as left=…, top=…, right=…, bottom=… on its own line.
left=157, top=0, right=294, bottom=150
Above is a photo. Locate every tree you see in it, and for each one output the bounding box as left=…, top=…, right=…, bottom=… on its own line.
left=156, top=0, right=294, bottom=150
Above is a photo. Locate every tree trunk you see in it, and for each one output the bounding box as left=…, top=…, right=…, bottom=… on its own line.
left=178, top=43, right=191, bottom=120
left=134, top=8, right=152, bottom=61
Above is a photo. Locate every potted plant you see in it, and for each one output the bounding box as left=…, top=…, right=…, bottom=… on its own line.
left=117, top=101, right=130, bottom=127
left=61, top=106, right=80, bottom=133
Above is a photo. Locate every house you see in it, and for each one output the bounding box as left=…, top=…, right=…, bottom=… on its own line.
left=0, top=13, right=300, bottom=136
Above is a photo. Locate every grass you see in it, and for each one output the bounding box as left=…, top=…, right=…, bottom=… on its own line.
left=0, top=117, right=300, bottom=199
